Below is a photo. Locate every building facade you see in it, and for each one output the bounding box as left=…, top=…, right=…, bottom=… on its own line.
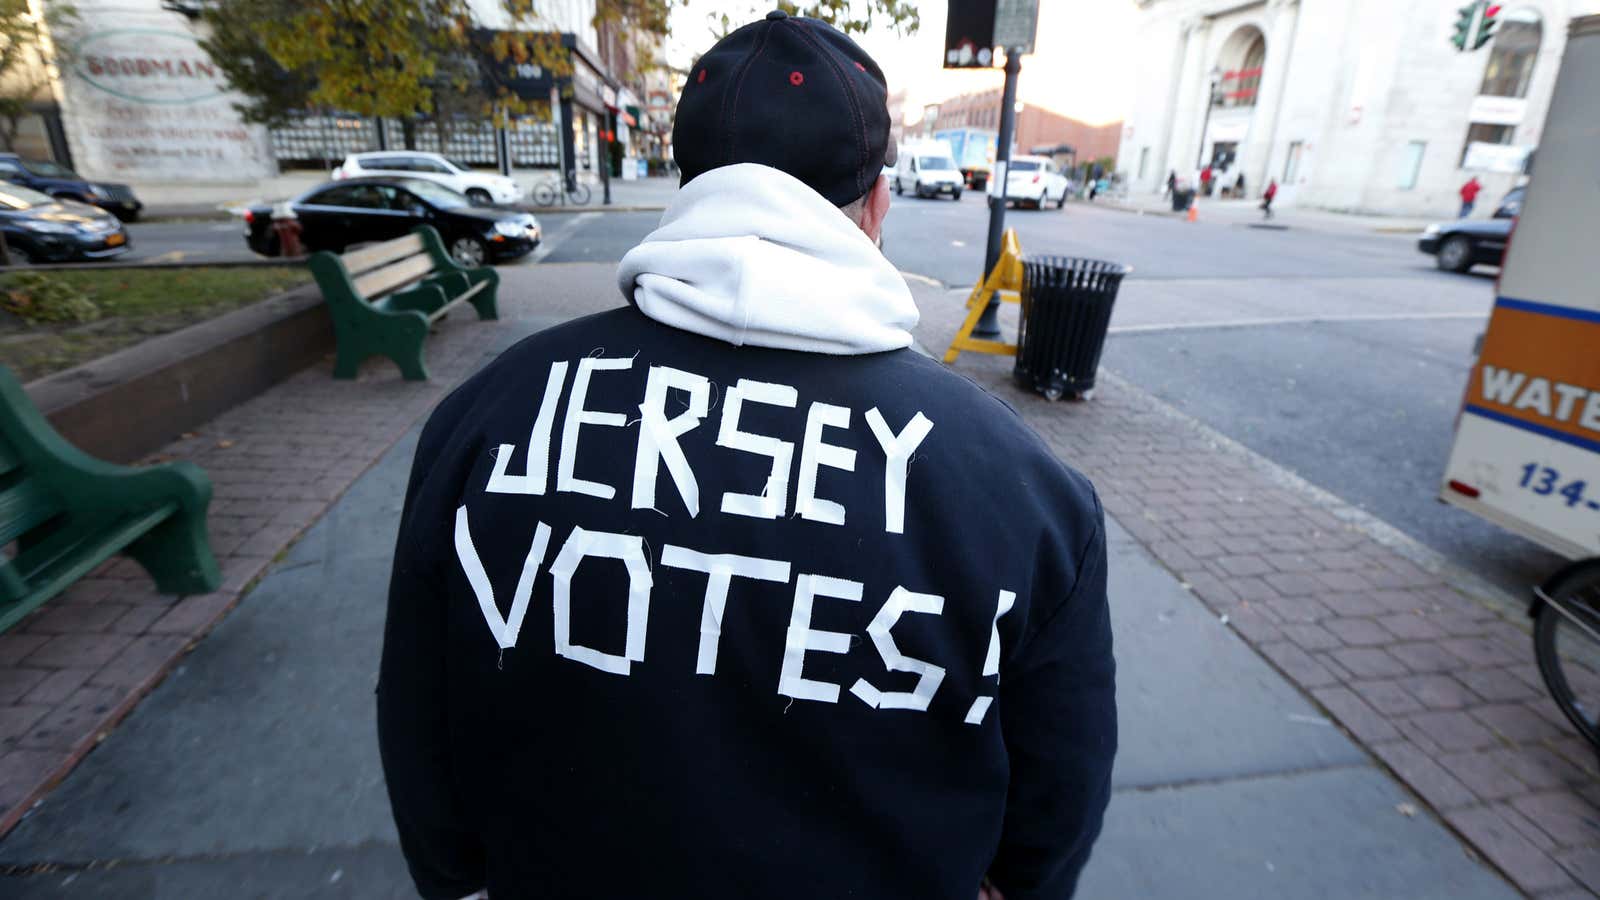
left=1116, top=0, right=1599, bottom=214
left=917, top=90, right=1122, bottom=165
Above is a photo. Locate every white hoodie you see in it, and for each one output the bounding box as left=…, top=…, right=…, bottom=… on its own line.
left=616, top=163, right=920, bottom=355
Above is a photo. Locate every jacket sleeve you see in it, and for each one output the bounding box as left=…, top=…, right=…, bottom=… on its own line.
left=988, top=491, right=1116, bottom=899
left=377, top=410, right=487, bottom=899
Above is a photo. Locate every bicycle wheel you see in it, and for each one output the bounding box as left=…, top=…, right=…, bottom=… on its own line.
left=569, top=182, right=592, bottom=205
left=1533, top=561, right=1600, bottom=751
left=531, top=182, right=558, bottom=207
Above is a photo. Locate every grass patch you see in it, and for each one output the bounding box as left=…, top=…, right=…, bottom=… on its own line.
left=0, top=266, right=309, bottom=382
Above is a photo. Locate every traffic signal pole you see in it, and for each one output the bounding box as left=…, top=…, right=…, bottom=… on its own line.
left=974, top=48, right=1022, bottom=339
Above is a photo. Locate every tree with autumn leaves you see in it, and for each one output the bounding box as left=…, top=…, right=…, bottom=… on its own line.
left=199, top=0, right=917, bottom=133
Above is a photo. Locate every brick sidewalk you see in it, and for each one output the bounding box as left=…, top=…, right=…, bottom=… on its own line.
left=0, top=263, right=616, bottom=838
left=937, top=341, right=1600, bottom=897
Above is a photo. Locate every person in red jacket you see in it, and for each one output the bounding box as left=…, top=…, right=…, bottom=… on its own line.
left=1261, top=178, right=1278, bottom=220
left=1460, top=176, right=1482, bottom=218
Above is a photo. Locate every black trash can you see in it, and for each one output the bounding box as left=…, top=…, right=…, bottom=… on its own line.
left=1171, top=188, right=1195, bottom=212
left=1015, top=255, right=1131, bottom=401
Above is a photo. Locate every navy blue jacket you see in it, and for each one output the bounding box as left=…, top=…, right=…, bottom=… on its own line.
left=378, top=306, right=1115, bottom=899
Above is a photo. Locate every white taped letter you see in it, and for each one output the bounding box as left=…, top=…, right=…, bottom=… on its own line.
left=632, top=365, right=710, bottom=516
left=453, top=505, right=551, bottom=650
left=778, top=574, right=863, bottom=703
left=486, top=360, right=568, bottom=495
left=661, top=545, right=791, bottom=675
left=548, top=526, right=654, bottom=675
left=557, top=356, right=633, bottom=500
left=865, top=408, right=933, bottom=535
left=795, top=402, right=856, bottom=526
left=849, top=587, right=946, bottom=711
left=965, top=589, right=1017, bottom=725
left=717, top=378, right=799, bottom=519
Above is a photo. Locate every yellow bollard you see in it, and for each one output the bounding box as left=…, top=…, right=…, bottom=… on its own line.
left=944, top=229, right=1025, bottom=364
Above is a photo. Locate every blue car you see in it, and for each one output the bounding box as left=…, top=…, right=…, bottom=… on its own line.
left=0, top=153, right=143, bottom=222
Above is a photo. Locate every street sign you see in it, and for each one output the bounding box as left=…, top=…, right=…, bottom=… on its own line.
left=993, top=0, right=1038, bottom=53
left=944, top=0, right=997, bottom=68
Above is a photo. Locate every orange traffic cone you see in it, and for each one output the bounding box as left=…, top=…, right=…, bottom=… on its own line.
left=1186, top=202, right=1198, bottom=223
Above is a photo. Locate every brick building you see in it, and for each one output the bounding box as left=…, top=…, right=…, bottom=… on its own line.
left=919, top=89, right=1123, bottom=165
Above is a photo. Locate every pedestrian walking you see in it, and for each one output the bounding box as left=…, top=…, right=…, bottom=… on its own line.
left=1200, top=164, right=1214, bottom=196
left=1234, top=172, right=1246, bottom=197
left=1459, top=176, right=1482, bottom=218
left=1261, top=178, right=1278, bottom=219
left=1165, top=169, right=1177, bottom=196
left=377, top=12, right=1115, bottom=900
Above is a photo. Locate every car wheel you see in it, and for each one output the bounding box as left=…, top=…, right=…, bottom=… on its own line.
left=450, top=235, right=488, bottom=267
left=1056, top=192, right=1067, bottom=209
left=1437, top=235, right=1474, bottom=273
left=893, top=178, right=903, bottom=196
left=953, top=189, right=963, bottom=201
left=465, top=188, right=492, bottom=206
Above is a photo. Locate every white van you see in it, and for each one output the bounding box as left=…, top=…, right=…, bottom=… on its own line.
left=892, top=142, right=964, bottom=200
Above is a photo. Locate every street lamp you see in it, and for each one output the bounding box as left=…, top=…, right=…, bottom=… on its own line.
left=1195, top=65, right=1222, bottom=171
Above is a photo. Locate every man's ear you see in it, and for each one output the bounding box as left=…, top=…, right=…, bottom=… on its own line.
left=859, top=175, right=891, bottom=244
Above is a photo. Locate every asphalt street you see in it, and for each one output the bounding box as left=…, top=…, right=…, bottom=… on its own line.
left=119, top=194, right=1556, bottom=599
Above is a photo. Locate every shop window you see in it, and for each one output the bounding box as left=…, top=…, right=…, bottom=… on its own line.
left=1460, top=122, right=1513, bottom=165
left=1479, top=10, right=1542, bottom=98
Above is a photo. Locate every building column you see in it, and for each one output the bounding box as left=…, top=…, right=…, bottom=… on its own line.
left=1163, top=16, right=1213, bottom=184
left=1246, top=0, right=1301, bottom=197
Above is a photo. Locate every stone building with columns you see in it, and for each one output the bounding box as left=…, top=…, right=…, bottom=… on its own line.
left=1116, top=0, right=1599, bottom=216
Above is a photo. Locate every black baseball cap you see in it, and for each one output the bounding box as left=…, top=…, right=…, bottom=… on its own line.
left=672, top=11, right=892, bottom=206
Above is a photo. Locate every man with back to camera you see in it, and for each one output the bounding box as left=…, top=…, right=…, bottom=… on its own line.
left=378, top=13, right=1116, bottom=900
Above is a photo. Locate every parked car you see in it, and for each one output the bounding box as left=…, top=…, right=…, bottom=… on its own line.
left=243, top=177, right=540, bottom=266
left=1417, top=188, right=1522, bottom=272
left=0, top=182, right=130, bottom=263
left=988, top=155, right=1070, bottom=209
left=892, top=141, right=964, bottom=200
left=332, top=152, right=522, bottom=206
left=0, top=153, right=143, bottom=222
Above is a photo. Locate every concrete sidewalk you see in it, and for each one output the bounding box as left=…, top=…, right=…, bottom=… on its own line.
left=1099, top=192, right=1440, bottom=235
left=0, top=262, right=1523, bottom=897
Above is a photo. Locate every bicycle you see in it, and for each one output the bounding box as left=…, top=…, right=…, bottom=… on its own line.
left=531, top=173, right=592, bottom=207
left=1532, top=559, right=1600, bottom=765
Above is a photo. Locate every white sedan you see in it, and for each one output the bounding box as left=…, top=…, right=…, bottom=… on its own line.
left=988, top=155, right=1071, bottom=210
left=332, top=151, right=522, bottom=206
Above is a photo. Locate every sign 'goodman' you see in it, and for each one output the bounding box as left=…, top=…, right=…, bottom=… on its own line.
left=75, top=28, right=225, bottom=105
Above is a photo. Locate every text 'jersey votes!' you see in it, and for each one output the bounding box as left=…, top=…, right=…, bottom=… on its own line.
left=382, top=306, right=1112, bottom=900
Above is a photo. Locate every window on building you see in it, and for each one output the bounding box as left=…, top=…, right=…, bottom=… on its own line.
left=1216, top=27, right=1267, bottom=108
left=1397, top=141, right=1426, bottom=190
left=1460, top=122, right=1513, bottom=165
left=1283, top=141, right=1304, bottom=183
left=1479, top=9, right=1542, bottom=98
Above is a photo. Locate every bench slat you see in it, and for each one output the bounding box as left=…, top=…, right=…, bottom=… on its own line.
left=339, top=234, right=425, bottom=277
left=353, top=254, right=437, bottom=301
left=0, top=503, right=175, bottom=621
left=0, top=478, right=60, bottom=547
left=0, top=434, right=21, bottom=477
left=426, top=278, right=491, bottom=323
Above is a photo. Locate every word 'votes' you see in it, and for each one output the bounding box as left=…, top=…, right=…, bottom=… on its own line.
left=482, top=357, right=934, bottom=533
left=458, top=357, right=1012, bottom=722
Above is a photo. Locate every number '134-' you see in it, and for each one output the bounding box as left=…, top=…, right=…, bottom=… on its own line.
left=1519, top=464, right=1600, bottom=509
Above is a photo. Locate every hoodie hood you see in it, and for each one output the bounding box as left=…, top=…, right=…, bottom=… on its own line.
left=617, top=163, right=919, bottom=355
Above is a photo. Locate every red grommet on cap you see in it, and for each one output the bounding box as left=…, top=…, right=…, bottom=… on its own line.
left=789, top=71, right=804, bottom=86
left=697, top=69, right=707, bottom=83
left=854, top=62, right=865, bottom=71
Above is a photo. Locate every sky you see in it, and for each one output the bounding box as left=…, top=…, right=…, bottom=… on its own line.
left=665, top=0, right=1140, bottom=127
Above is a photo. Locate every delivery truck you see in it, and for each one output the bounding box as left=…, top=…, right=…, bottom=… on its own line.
left=933, top=127, right=998, bottom=190
left=1438, top=13, right=1600, bottom=761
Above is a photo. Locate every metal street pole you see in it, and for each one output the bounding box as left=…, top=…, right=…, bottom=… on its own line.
left=975, top=47, right=1022, bottom=338
left=1195, top=81, right=1216, bottom=170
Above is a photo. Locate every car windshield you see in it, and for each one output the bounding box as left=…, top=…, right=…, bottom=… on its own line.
left=20, top=158, right=78, bottom=178
left=1008, top=160, right=1042, bottom=173
left=446, top=158, right=476, bottom=173
left=919, top=156, right=958, bottom=171
left=402, top=178, right=469, bottom=209
left=0, top=183, right=55, bottom=210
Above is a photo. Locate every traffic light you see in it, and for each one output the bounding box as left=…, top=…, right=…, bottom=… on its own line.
left=1474, top=4, right=1502, bottom=49
left=1451, top=2, right=1476, bottom=50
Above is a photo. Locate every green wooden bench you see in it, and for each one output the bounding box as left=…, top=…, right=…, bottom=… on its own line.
left=308, top=225, right=499, bottom=381
left=0, top=366, right=220, bottom=634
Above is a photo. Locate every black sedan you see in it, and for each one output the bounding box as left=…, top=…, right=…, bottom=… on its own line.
left=243, top=177, right=540, bottom=266
left=0, top=153, right=143, bottom=222
left=0, top=182, right=130, bottom=263
left=1417, top=187, right=1521, bottom=273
